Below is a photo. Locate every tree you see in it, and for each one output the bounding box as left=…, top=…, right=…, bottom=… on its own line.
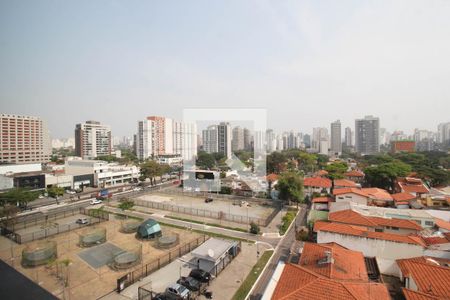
left=249, top=222, right=260, bottom=234
left=267, top=152, right=287, bottom=174
left=364, top=161, right=411, bottom=191
left=325, top=162, right=348, bottom=179
left=47, top=186, right=65, bottom=198
left=140, top=160, right=165, bottom=185
left=95, top=155, right=118, bottom=163
left=196, top=151, right=216, bottom=169
left=0, top=187, right=40, bottom=207
left=118, top=198, right=135, bottom=211
left=276, top=171, right=304, bottom=207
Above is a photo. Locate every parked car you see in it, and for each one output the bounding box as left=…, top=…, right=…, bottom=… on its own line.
left=204, top=197, right=213, bottom=203
left=189, top=269, right=211, bottom=283
left=90, top=199, right=103, bottom=205
left=76, top=218, right=89, bottom=225
left=177, top=276, right=202, bottom=292
left=152, top=293, right=168, bottom=300
left=165, top=283, right=190, bottom=300
left=38, top=194, right=44, bottom=199
left=66, top=189, right=77, bottom=195
left=133, top=187, right=143, bottom=192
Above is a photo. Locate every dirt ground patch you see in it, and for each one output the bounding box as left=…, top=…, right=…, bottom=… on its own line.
left=0, top=215, right=202, bottom=300
left=137, top=192, right=275, bottom=219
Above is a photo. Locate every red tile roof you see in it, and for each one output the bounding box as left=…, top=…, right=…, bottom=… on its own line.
left=422, top=236, right=449, bottom=246
left=344, top=170, right=365, bottom=177
left=396, top=257, right=450, bottom=298
left=329, top=209, right=422, bottom=231
left=397, top=178, right=429, bottom=194
left=304, top=177, right=332, bottom=188
left=334, top=179, right=357, bottom=188
left=266, top=173, right=279, bottom=182
left=312, top=196, right=333, bottom=203
left=271, top=263, right=390, bottom=300
left=298, top=242, right=368, bottom=281
left=392, top=192, right=417, bottom=202
left=315, top=170, right=329, bottom=177
left=434, top=218, right=450, bottom=231
left=314, top=221, right=426, bottom=246
left=402, top=288, right=444, bottom=300
left=333, top=188, right=393, bottom=201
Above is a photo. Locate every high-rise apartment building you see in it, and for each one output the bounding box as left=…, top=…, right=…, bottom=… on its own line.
left=202, top=122, right=231, bottom=158
left=136, top=116, right=196, bottom=161
left=344, top=127, right=353, bottom=147
left=355, top=115, right=380, bottom=155
left=202, top=125, right=218, bottom=154
left=312, top=127, right=329, bottom=154
left=75, top=120, right=111, bottom=159
left=243, top=128, right=251, bottom=150
left=218, top=122, right=232, bottom=159
left=330, top=120, right=342, bottom=155
left=413, top=129, right=435, bottom=151
left=0, top=114, right=51, bottom=163
left=232, top=126, right=244, bottom=151
left=437, top=122, right=450, bottom=145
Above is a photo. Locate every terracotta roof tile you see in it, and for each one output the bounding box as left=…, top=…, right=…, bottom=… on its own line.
left=304, top=177, right=332, bottom=188
left=329, top=210, right=422, bottom=231
left=314, top=221, right=426, bottom=246
left=402, top=288, right=444, bottom=300
left=434, top=218, right=450, bottom=231
left=266, top=173, right=279, bottom=182
left=344, top=170, right=365, bottom=178
left=392, top=192, right=417, bottom=202
left=298, top=242, right=368, bottom=281
left=272, top=263, right=390, bottom=300
left=312, top=196, right=333, bottom=203
left=333, top=188, right=393, bottom=201
left=334, top=179, right=358, bottom=188
left=396, top=257, right=450, bottom=298
left=422, top=236, right=449, bottom=245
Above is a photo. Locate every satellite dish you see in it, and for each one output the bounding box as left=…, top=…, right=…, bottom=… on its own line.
left=208, top=249, right=215, bottom=258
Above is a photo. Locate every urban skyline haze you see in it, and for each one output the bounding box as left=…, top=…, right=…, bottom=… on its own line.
left=1, top=0, right=450, bottom=138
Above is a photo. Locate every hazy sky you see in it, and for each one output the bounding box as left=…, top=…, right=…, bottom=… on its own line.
left=1, top=0, right=449, bottom=138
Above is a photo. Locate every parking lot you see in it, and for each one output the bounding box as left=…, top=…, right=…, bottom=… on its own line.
left=136, top=192, right=275, bottom=219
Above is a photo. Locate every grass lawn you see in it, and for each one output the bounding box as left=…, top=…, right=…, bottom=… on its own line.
left=165, top=215, right=249, bottom=233
left=231, top=250, right=274, bottom=300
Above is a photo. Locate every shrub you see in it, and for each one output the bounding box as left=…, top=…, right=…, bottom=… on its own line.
left=249, top=222, right=260, bottom=234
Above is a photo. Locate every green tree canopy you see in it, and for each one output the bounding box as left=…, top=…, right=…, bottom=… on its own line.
left=364, top=161, right=412, bottom=191
left=276, top=171, right=304, bottom=207
left=196, top=151, right=216, bottom=169
left=0, top=188, right=40, bottom=206
left=47, top=186, right=65, bottom=198
left=325, top=162, right=348, bottom=180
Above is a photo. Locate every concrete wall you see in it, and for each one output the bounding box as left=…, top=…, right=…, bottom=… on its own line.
left=335, top=193, right=368, bottom=205
left=317, top=231, right=424, bottom=276
left=0, top=175, right=13, bottom=190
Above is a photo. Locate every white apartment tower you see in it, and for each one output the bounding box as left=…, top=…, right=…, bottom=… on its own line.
left=136, top=116, right=196, bottom=161
left=232, top=126, right=245, bottom=151
left=344, top=127, right=353, bottom=147
left=75, top=120, right=111, bottom=159
left=330, top=120, right=342, bottom=155
left=0, top=114, right=51, bottom=163
left=355, top=115, right=380, bottom=155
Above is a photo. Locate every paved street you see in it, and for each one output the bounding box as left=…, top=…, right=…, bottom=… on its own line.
left=248, top=207, right=308, bottom=300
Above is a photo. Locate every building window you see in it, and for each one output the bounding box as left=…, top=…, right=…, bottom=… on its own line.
left=375, top=228, right=383, bottom=232
left=425, top=221, right=434, bottom=226
left=390, top=226, right=399, bottom=231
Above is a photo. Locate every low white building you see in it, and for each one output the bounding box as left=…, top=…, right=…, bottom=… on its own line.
left=65, top=157, right=139, bottom=187
left=314, top=221, right=426, bottom=276
left=0, top=163, right=42, bottom=175
left=45, top=174, right=73, bottom=189
left=156, top=155, right=183, bottom=166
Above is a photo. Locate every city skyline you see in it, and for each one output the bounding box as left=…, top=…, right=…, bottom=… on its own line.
left=2, top=1, right=450, bottom=137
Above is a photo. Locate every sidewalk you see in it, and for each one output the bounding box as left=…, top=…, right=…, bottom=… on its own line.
left=261, top=208, right=286, bottom=237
